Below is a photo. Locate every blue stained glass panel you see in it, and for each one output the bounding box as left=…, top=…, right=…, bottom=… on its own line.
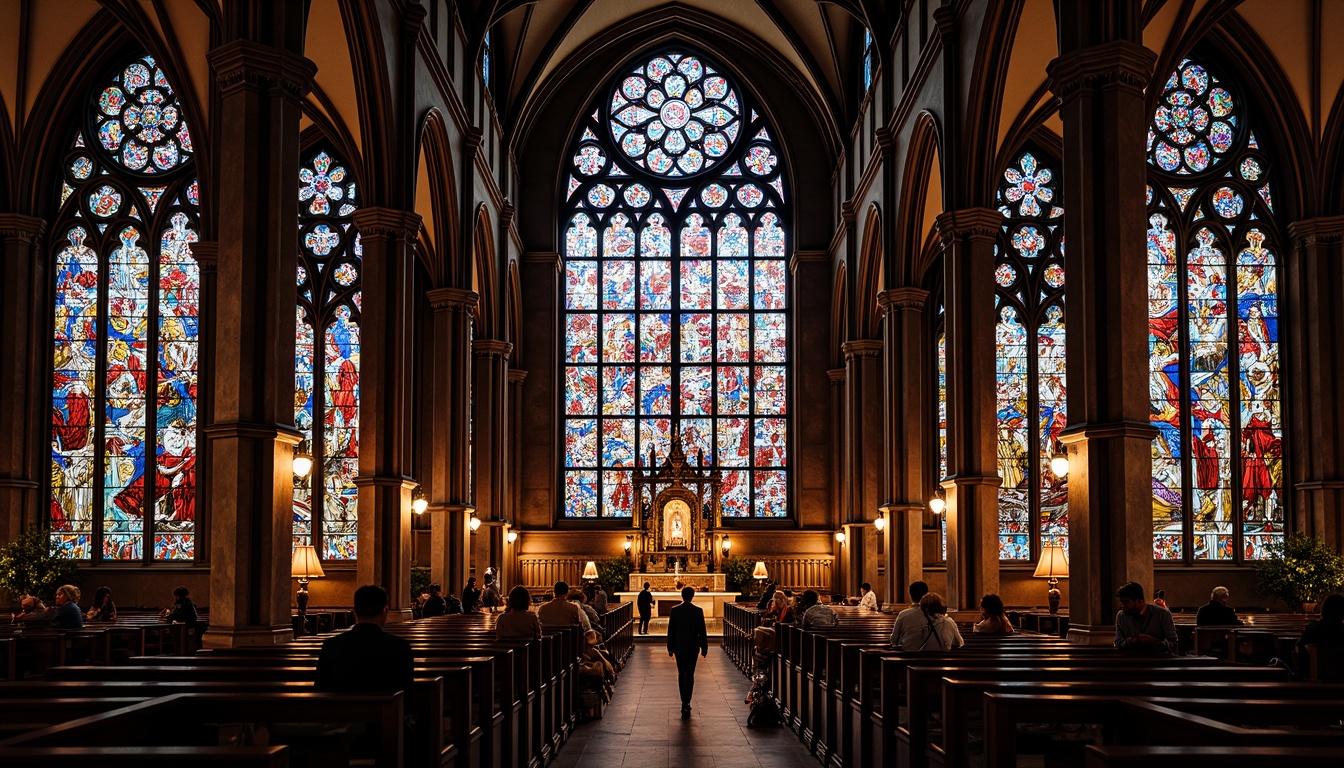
left=565, top=418, right=598, bottom=466
left=602, top=366, right=636, bottom=414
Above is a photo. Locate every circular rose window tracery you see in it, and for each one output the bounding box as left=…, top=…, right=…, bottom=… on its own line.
left=1148, top=59, right=1238, bottom=176
left=93, top=55, right=193, bottom=175
left=608, top=52, right=741, bottom=178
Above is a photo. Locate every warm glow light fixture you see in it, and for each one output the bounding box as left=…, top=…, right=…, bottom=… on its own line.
left=623, top=534, right=632, bottom=552
left=292, top=443, right=313, bottom=479
left=1050, top=442, right=1069, bottom=478
left=582, top=560, right=599, bottom=580
left=834, top=530, right=847, bottom=544
left=874, top=514, right=886, bottom=532
left=411, top=485, right=428, bottom=515
left=721, top=534, right=731, bottom=553
left=929, top=491, right=946, bottom=516
left=752, top=561, right=769, bottom=580
left=468, top=512, right=481, bottom=532
left=507, top=530, right=518, bottom=544
left=1033, top=540, right=1070, bottom=614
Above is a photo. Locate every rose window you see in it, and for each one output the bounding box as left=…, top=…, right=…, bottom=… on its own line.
left=1148, top=59, right=1238, bottom=175
left=93, top=55, right=193, bottom=174
left=608, top=53, right=741, bottom=177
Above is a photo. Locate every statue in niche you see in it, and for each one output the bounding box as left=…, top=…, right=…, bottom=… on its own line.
left=670, top=512, right=685, bottom=547
left=662, top=498, right=691, bottom=549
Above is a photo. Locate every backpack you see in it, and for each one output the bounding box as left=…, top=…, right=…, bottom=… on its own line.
left=746, top=696, right=781, bottom=728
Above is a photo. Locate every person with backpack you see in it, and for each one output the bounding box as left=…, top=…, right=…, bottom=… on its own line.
left=906, top=593, right=963, bottom=651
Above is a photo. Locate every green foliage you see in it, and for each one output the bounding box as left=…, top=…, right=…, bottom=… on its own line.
left=594, top=556, right=634, bottom=593
left=721, top=557, right=758, bottom=596
left=1254, top=532, right=1344, bottom=609
left=410, top=566, right=431, bottom=600
left=0, top=527, right=80, bottom=604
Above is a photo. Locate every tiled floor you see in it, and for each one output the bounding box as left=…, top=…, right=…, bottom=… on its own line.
left=549, top=644, right=818, bottom=768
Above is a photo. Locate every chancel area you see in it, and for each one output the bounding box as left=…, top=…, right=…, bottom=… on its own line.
left=2, top=0, right=1344, bottom=765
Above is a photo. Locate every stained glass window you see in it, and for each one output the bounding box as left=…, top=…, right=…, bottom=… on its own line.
left=1147, top=59, right=1282, bottom=561
left=935, top=313, right=948, bottom=560
left=295, top=149, right=361, bottom=559
left=482, top=30, right=492, bottom=88
left=994, top=151, right=1068, bottom=560
left=863, top=29, right=876, bottom=93
left=562, top=50, right=789, bottom=517
left=50, top=54, right=200, bottom=561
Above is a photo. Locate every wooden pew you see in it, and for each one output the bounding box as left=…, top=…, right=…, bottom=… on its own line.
left=1084, top=746, right=1344, bottom=767
left=0, top=746, right=292, bottom=766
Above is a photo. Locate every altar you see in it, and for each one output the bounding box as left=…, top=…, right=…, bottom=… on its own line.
left=627, top=573, right=725, bottom=592
left=615, top=589, right=738, bottom=618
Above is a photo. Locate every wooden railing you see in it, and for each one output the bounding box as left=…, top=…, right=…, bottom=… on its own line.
left=519, top=557, right=587, bottom=593
left=760, top=557, right=833, bottom=593
left=520, top=554, right=833, bottom=595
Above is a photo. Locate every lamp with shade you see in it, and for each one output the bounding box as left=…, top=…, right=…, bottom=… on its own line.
left=752, top=561, right=769, bottom=580
left=1033, top=541, right=1069, bottom=614
left=582, top=560, right=599, bottom=582
left=291, top=544, right=325, bottom=635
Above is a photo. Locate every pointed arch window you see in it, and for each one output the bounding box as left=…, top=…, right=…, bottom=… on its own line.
left=994, top=151, right=1068, bottom=560
left=1147, top=58, right=1283, bottom=562
left=294, top=149, right=361, bottom=559
left=862, top=29, right=876, bottom=93
left=50, top=54, right=200, bottom=561
left=560, top=49, right=790, bottom=518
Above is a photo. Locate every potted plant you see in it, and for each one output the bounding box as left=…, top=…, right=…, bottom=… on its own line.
left=721, top=557, right=758, bottom=601
left=594, top=556, right=634, bottom=600
left=1254, top=532, right=1344, bottom=612
left=0, top=527, right=80, bottom=605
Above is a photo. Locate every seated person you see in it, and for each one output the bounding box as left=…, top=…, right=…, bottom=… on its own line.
left=889, top=581, right=931, bottom=648
left=496, top=586, right=542, bottom=640
left=421, top=584, right=448, bottom=617
left=50, top=584, right=83, bottom=629
left=903, top=593, right=964, bottom=651
left=571, top=590, right=602, bottom=636
left=537, top=581, right=591, bottom=630
left=1195, top=585, right=1243, bottom=626
left=163, top=585, right=198, bottom=625
left=798, top=590, right=838, bottom=630
left=857, top=582, right=879, bottom=611
left=1113, top=581, right=1178, bottom=656
left=85, top=586, right=117, bottom=622
left=1297, top=593, right=1344, bottom=669
left=973, top=593, right=1015, bottom=635
left=316, top=584, right=414, bottom=693
left=11, top=595, right=55, bottom=625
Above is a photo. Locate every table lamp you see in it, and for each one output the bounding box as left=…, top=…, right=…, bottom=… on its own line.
left=752, top=561, right=769, bottom=580
left=1032, top=541, right=1068, bottom=614
left=291, top=544, right=325, bottom=635
left=582, top=560, right=599, bottom=581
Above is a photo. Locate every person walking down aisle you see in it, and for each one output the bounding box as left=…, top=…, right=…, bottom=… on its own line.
left=637, top=582, right=653, bottom=634
left=666, top=586, right=708, bottom=719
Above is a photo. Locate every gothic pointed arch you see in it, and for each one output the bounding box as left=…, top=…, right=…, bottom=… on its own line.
left=559, top=46, right=790, bottom=519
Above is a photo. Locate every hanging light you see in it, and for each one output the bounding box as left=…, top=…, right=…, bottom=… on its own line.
left=292, top=442, right=313, bottom=479
left=721, top=534, right=731, bottom=554
left=411, top=485, right=428, bottom=515
left=874, top=509, right=887, bottom=532
left=1050, top=442, right=1070, bottom=478
left=929, top=490, right=946, bottom=516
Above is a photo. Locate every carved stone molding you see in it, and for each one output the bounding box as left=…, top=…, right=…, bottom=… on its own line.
left=877, top=287, right=929, bottom=313
left=1289, top=216, right=1344, bottom=247
left=841, top=339, right=883, bottom=360
left=472, top=339, right=513, bottom=360
left=192, top=241, right=219, bottom=274
left=0, top=213, right=46, bottom=244
left=827, top=368, right=846, bottom=385
left=208, top=40, right=317, bottom=98
left=352, top=208, right=423, bottom=241
left=427, top=286, right=479, bottom=312
left=934, top=208, right=1003, bottom=248
left=507, top=369, right=528, bottom=385
left=1047, top=41, right=1155, bottom=101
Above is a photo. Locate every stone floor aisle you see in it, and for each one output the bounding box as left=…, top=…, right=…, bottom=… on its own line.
left=549, top=643, right=818, bottom=768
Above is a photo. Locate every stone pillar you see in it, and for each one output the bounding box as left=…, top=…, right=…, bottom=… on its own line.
left=1286, top=218, right=1344, bottom=550
left=351, top=208, right=421, bottom=620
left=828, top=367, right=846, bottom=591
left=204, top=40, right=316, bottom=647
left=0, top=215, right=46, bottom=540
left=1047, top=2, right=1157, bottom=640
left=507, top=368, right=527, bottom=587
left=878, top=287, right=929, bottom=605
left=841, top=339, right=881, bottom=597
left=471, top=339, right=512, bottom=579
left=937, top=209, right=1002, bottom=611
left=192, top=241, right=219, bottom=563
left=426, top=287, right=477, bottom=593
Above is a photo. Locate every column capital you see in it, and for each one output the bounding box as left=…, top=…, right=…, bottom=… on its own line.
left=400, top=1, right=428, bottom=34
left=192, top=241, right=218, bottom=273
left=473, top=339, right=513, bottom=359
left=500, top=200, right=516, bottom=229
left=1289, top=216, right=1344, bottom=246
left=842, top=339, right=883, bottom=360
left=1046, top=41, right=1155, bottom=102
left=522, top=251, right=562, bottom=270
left=208, top=40, right=317, bottom=98
left=0, top=213, right=46, bottom=243
left=828, top=368, right=846, bottom=385
left=352, top=207, right=422, bottom=241
left=427, top=286, right=479, bottom=312
left=463, top=126, right=485, bottom=156
left=508, top=369, right=528, bottom=385
left=935, top=208, right=1003, bottom=248
left=877, top=287, right=929, bottom=313
left=874, top=126, right=897, bottom=152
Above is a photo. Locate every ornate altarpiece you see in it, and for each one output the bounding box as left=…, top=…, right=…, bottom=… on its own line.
left=632, top=426, right=723, bottom=572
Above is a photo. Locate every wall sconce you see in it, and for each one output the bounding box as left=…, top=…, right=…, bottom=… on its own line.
left=874, top=507, right=887, bottom=532
left=292, top=441, right=313, bottom=479
left=623, top=534, right=633, bottom=553
left=411, top=485, right=428, bottom=515
left=721, top=534, right=731, bottom=555
left=468, top=511, right=481, bottom=532
left=928, top=488, right=946, bottom=516
left=834, top=530, right=847, bottom=545
left=506, top=530, right=518, bottom=544
left=1050, top=441, right=1070, bottom=478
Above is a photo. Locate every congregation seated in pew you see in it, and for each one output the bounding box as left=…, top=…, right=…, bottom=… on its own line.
left=85, top=586, right=117, bottom=622
left=315, top=584, right=414, bottom=694
left=1196, top=585, right=1243, bottom=626
left=1114, top=581, right=1179, bottom=656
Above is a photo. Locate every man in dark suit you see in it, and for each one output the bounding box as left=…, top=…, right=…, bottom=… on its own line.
left=316, top=584, right=414, bottom=693
left=637, top=582, right=654, bottom=635
left=666, top=586, right=708, bottom=718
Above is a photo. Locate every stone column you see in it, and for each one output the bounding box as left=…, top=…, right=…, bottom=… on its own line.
left=841, top=339, right=882, bottom=595
left=937, top=209, right=1002, bottom=611
left=426, top=287, right=477, bottom=593
left=828, top=367, right=846, bottom=591
left=351, top=208, right=421, bottom=620
left=204, top=40, right=316, bottom=647
left=0, top=214, right=46, bottom=540
left=192, top=241, right=218, bottom=563
left=878, top=287, right=929, bottom=604
left=507, top=368, right=527, bottom=586
left=471, top=339, right=512, bottom=579
left=1286, top=217, right=1344, bottom=550
left=1047, top=2, right=1157, bottom=641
